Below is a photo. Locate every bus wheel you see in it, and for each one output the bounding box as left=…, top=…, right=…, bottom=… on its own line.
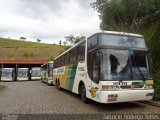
left=56, top=80, right=61, bottom=90
left=80, top=84, right=88, bottom=103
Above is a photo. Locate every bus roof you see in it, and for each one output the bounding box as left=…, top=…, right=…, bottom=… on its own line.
left=91, top=31, right=144, bottom=38
left=18, top=68, right=29, bottom=69
left=2, top=68, right=14, bottom=69
left=54, top=31, right=144, bottom=60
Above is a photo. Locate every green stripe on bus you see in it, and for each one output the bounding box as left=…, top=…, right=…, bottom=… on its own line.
left=66, top=63, right=78, bottom=91
left=131, top=82, right=145, bottom=85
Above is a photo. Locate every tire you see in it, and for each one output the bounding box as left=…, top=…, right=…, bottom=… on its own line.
left=56, top=80, right=61, bottom=90
left=80, top=84, right=88, bottom=103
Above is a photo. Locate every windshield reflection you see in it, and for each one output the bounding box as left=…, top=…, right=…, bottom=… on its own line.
left=31, top=69, right=40, bottom=77
left=101, top=49, right=151, bottom=81
left=100, top=34, right=146, bottom=48
left=18, top=69, right=28, bottom=78
left=1, top=69, right=13, bottom=78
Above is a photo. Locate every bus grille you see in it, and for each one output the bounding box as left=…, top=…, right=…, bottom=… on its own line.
left=120, top=85, right=144, bottom=89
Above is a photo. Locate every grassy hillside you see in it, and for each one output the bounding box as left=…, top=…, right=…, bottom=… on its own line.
left=0, top=38, right=64, bottom=62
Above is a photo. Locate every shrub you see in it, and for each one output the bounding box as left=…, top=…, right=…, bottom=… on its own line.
left=153, top=71, right=160, bottom=100
left=48, top=56, right=54, bottom=61
left=23, top=52, right=34, bottom=57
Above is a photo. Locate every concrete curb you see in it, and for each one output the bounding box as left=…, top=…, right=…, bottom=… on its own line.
left=0, top=85, right=7, bottom=92
left=140, top=101, right=160, bottom=107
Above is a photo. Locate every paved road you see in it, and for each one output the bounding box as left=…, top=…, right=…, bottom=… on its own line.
left=0, top=81, right=160, bottom=114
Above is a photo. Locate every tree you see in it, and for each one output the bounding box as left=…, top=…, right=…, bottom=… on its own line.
left=59, top=40, right=62, bottom=46
left=20, top=37, right=26, bottom=40
left=65, top=35, right=86, bottom=45
left=91, top=0, right=160, bottom=32
left=63, top=41, right=67, bottom=46
left=37, top=39, right=41, bottom=42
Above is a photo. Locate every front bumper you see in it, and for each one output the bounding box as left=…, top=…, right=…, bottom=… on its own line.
left=99, top=89, right=154, bottom=103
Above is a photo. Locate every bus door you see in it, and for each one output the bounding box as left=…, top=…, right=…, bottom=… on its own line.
left=87, top=51, right=101, bottom=100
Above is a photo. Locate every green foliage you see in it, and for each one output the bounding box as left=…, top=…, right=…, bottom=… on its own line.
left=23, top=52, right=34, bottom=57
left=59, top=40, right=62, bottom=46
left=0, top=37, right=65, bottom=62
left=64, top=45, right=72, bottom=51
left=153, top=71, right=160, bottom=100
left=92, top=0, right=160, bottom=100
left=48, top=56, right=54, bottom=61
left=59, top=50, right=64, bottom=55
left=91, top=0, right=160, bottom=32
left=0, top=37, right=61, bottom=48
left=65, top=35, right=86, bottom=45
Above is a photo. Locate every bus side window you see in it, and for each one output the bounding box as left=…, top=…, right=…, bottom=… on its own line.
left=55, top=60, right=57, bottom=68
left=87, top=52, right=100, bottom=84
left=65, top=53, right=69, bottom=65
left=69, top=50, right=73, bottom=63
left=60, top=57, right=62, bottom=67
left=87, top=35, right=98, bottom=50
left=77, top=44, right=81, bottom=60
left=57, top=58, right=60, bottom=67
left=71, top=48, right=77, bottom=62
left=77, top=41, right=85, bottom=61
left=81, top=42, right=85, bottom=59
left=92, top=52, right=101, bottom=83
left=61, top=56, right=64, bottom=66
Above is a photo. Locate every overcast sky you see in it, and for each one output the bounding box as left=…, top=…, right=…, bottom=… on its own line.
left=0, top=0, right=100, bottom=44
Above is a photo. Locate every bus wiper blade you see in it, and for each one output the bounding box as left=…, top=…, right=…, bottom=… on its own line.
left=119, top=64, right=130, bottom=81
left=135, top=65, right=146, bottom=82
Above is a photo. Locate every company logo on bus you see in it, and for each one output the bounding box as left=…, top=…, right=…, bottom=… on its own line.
left=113, top=82, right=127, bottom=86
left=57, top=67, right=64, bottom=73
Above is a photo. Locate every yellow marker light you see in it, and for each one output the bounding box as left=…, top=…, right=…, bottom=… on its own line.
left=146, top=80, right=153, bottom=85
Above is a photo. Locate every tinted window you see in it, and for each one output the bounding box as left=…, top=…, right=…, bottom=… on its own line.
left=65, top=53, right=69, bottom=65
left=87, top=51, right=101, bottom=83
left=54, top=41, right=86, bottom=68
left=100, top=34, right=146, bottom=48
left=87, top=35, right=98, bottom=50
left=61, top=56, right=64, bottom=66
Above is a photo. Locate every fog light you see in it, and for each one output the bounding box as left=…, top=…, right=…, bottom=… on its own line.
left=146, top=93, right=153, bottom=96
left=145, top=85, right=153, bottom=89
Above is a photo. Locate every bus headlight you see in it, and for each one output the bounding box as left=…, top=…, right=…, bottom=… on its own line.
left=145, top=85, right=153, bottom=89
left=102, top=85, right=120, bottom=91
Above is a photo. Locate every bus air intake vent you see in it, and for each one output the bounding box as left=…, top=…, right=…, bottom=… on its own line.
left=120, top=85, right=144, bottom=89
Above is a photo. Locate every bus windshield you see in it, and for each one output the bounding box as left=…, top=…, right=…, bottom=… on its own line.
left=1, top=69, right=12, bottom=78
left=18, top=69, right=28, bottom=77
left=100, top=34, right=146, bottom=49
left=101, top=49, right=151, bottom=81
left=32, top=69, right=40, bottom=77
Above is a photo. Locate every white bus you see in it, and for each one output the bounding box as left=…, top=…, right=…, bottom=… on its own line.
left=31, top=67, right=41, bottom=80
left=1, top=68, right=15, bottom=81
left=17, top=68, right=29, bottom=81
left=41, top=61, right=54, bottom=85
left=53, top=31, right=154, bottom=103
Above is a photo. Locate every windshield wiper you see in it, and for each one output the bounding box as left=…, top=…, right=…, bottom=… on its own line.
left=119, top=63, right=130, bottom=82
left=134, top=64, right=146, bottom=82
